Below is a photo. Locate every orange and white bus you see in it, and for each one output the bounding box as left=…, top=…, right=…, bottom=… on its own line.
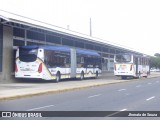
left=114, top=53, right=150, bottom=79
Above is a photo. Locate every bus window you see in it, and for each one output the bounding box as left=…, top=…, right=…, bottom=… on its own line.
left=139, top=58, right=142, bottom=65
left=45, top=50, right=69, bottom=67
left=19, top=48, right=38, bottom=62
left=145, top=58, right=149, bottom=65
left=115, top=54, right=131, bottom=63
left=94, top=58, right=101, bottom=69
left=142, top=58, right=145, bottom=65
left=81, top=57, right=84, bottom=64
left=101, top=58, right=105, bottom=63
left=84, top=56, right=98, bottom=68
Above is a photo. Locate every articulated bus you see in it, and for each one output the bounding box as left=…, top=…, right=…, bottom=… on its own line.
left=15, top=45, right=102, bottom=82
left=114, top=53, right=150, bottom=79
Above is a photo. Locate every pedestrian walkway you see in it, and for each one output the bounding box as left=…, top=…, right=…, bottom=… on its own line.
left=0, top=72, right=160, bottom=100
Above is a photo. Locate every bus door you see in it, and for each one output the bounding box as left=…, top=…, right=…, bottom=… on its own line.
left=102, top=58, right=108, bottom=71
left=135, top=57, right=139, bottom=75
left=70, top=48, right=76, bottom=78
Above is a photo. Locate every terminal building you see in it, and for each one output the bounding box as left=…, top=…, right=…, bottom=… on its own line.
left=0, top=11, right=144, bottom=83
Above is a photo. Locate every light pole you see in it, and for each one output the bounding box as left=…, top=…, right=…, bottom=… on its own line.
left=90, top=18, right=92, bottom=36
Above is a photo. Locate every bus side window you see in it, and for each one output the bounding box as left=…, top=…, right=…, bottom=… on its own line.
left=44, top=50, right=49, bottom=67
left=145, top=58, right=149, bottom=65
left=102, top=58, right=105, bottom=63
left=144, top=58, right=146, bottom=65
left=81, top=57, right=84, bottom=64
left=64, top=56, right=70, bottom=67
left=63, top=57, right=66, bottom=65
left=146, top=58, right=149, bottom=65
left=138, top=58, right=140, bottom=65
left=139, top=58, right=142, bottom=65
left=133, top=57, right=136, bottom=64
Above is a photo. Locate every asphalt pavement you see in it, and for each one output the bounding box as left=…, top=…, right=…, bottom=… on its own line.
left=0, top=73, right=160, bottom=120
left=0, top=72, right=160, bottom=101
left=2, top=77, right=159, bottom=111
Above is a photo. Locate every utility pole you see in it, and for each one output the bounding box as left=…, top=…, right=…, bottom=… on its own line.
left=90, top=18, right=92, bottom=36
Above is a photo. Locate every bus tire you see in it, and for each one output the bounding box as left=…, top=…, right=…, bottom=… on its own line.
left=55, top=72, right=61, bottom=83
left=95, top=71, right=98, bottom=79
left=145, top=71, right=149, bottom=78
left=121, top=76, right=127, bottom=80
left=138, top=72, right=141, bottom=79
left=80, top=71, right=84, bottom=80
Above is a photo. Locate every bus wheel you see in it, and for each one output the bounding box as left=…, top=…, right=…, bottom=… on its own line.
left=55, top=72, right=61, bottom=83
left=138, top=72, right=141, bottom=79
left=145, top=72, right=149, bottom=78
left=121, top=76, right=127, bottom=80
left=95, top=71, right=98, bottom=79
left=80, top=71, right=84, bottom=80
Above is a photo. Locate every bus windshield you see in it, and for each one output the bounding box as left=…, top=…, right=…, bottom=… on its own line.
left=115, top=54, right=131, bottom=63
left=19, top=48, right=38, bottom=62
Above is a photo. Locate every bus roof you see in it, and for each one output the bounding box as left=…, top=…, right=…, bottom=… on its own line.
left=76, top=48, right=100, bottom=57
left=20, top=45, right=100, bottom=57
left=115, top=53, right=150, bottom=58
left=20, top=45, right=70, bottom=53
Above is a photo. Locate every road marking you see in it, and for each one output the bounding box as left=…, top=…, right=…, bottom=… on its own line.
left=118, top=89, right=126, bottom=92
left=88, top=94, right=101, bottom=98
left=125, top=93, right=130, bottom=96
left=148, top=83, right=152, bottom=85
left=120, top=108, right=127, bottom=111
left=27, top=105, right=55, bottom=111
left=146, top=96, right=155, bottom=101
left=136, top=85, right=141, bottom=88
left=107, top=108, right=127, bottom=117
left=156, top=81, right=159, bottom=83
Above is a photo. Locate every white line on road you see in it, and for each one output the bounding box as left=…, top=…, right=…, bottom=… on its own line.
left=136, top=85, right=141, bottom=88
left=107, top=108, right=127, bottom=117
left=125, top=93, right=130, bottom=96
left=27, top=105, right=55, bottom=111
left=156, top=81, right=159, bottom=83
left=148, top=83, right=152, bottom=85
left=120, top=108, right=127, bottom=111
left=118, top=89, right=126, bottom=92
left=146, top=96, right=155, bottom=101
left=88, top=94, right=101, bottom=98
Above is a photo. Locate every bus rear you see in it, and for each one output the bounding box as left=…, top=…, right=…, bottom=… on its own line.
left=114, top=54, right=135, bottom=79
left=15, top=46, right=44, bottom=79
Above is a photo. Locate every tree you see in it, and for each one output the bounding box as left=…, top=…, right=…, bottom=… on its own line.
left=150, top=53, right=160, bottom=69
left=154, top=53, right=160, bottom=57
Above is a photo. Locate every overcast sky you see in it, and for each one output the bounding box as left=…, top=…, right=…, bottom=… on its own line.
left=1, top=0, right=160, bottom=55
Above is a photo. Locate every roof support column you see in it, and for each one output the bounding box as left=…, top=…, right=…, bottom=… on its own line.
left=1, top=25, right=14, bottom=82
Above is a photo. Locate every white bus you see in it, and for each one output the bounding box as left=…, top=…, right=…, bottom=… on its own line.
left=15, top=45, right=102, bottom=82
left=114, top=53, right=150, bottom=79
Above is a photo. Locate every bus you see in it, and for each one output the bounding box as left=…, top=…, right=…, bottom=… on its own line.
left=114, top=53, right=150, bottom=79
left=15, top=45, right=102, bottom=82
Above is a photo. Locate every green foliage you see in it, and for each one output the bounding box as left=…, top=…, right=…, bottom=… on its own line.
left=150, top=54, right=160, bottom=69
left=154, top=53, right=160, bottom=57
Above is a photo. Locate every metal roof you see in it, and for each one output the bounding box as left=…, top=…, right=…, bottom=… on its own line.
left=0, top=10, right=147, bottom=56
